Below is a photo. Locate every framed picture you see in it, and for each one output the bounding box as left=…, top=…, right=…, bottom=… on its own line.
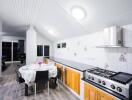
left=62, top=42, right=66, bottom=48
left=57, top=44, right=61, bottom=48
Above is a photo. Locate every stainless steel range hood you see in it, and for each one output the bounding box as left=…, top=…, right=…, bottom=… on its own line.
left=97, top=26, right=129, bottom=48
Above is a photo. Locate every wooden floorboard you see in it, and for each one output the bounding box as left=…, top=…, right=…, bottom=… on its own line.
left=0, top=63, right=79, bottom=100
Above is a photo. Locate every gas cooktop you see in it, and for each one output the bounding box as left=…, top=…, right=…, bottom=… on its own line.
left=87, top=67, right=116, bottom=78
left=85, top=67, right=132, bottom=99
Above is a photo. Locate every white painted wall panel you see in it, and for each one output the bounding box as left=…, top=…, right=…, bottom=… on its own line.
left=2, top=35, right=25, bottom=42
left=36, top=33, right=53, bottom=62
left=26, top=26, right=37, bottom=64
left=0, top=21, right=2, bottom=76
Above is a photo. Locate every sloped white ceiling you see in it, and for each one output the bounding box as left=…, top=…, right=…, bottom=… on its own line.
left=0, top=0, right=132, bottom=41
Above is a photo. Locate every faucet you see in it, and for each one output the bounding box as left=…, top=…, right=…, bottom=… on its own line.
left=104, top=63, right=109, bottom=71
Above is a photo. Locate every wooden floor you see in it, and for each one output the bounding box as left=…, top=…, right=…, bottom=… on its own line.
left=0, top=63, right=79, bottom=100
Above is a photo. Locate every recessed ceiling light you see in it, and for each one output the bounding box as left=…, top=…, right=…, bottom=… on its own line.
left=48, top=30, right=54, bottom=35
left=71, top=6, right=86, bottom=20
left=47, top=29, right=59, bottom=37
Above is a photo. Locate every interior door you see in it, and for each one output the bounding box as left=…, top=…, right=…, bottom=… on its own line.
left=2, top=42, right=12, bottom=61
left=44, top=45, right=50, bottom=58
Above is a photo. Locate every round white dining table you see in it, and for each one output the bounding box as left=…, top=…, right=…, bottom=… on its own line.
left=19, top=63, right=57, bottom=84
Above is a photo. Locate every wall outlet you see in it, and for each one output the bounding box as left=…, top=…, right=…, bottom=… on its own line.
left=119, top=54, right=127, bottom=62
left=74, top=52, right=77, bottom=56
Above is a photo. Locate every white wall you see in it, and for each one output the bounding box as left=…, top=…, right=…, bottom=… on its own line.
left=0, top=34, right=1, bottom=76
left=36, top=33, right=53, bottom=62
left=0, top=20, right=2, bottom=76
left=0, top=36, right=2, bottom=76
left=53, top=24, right=132, bottom=74
left=2, top=35, right=25, bottom=42
left=0, top=21, right=2, bottom=76
left=26, top=26, right=37, bottom=64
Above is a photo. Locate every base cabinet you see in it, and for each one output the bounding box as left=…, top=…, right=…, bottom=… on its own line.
left=55, top=63, right=80, bottom=95
left=65, top=67, right=80, bottom=95
left=84, top=82, right=115, bottom=100
left=84, top=83, right=97, bottom=100
left=97, top=89, right=115, bottom=100
left=55, top=63, right=63, bottom=81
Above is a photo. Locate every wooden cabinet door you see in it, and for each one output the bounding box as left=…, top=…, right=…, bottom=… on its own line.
left=84, top=83, right=90, bottom=100
left=75, top=71, right=80, bottom=94
left=56, top=64, right=63, bottom=81
left=84, top=82, right=115, bottom=100
left=63, top=68, right=65, bottom=83
left=71, top=70, right=75, bottom=90
left=65, top=68, right=70, bottom=86
left=70, top=69, right=80, bottom=95
left=89, top=85, right=97, bottom=100
left=65, top=68, right=68, bottom=85
left=84, top=83, right=98, bottom=100
left=65, top=68, right=80, bottom=95
left=66, top=68, right=69, bottom=86
left=97, top=89, right=115, bottom=100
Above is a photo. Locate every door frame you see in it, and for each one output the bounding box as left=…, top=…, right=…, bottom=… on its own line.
left=2, top=41, right=20, bottom=63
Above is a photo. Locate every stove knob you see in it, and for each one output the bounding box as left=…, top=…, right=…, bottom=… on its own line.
left=98, top=79, right=101, bottom=83
left=111, top=85, right=115, bottom=89
left=91, top=77, right=94, bottom=80
left=102, top=81, right=106, bottom=85
left=88, top=75, right=91, bottom=79
left=117, top=87, right=122, bottom=92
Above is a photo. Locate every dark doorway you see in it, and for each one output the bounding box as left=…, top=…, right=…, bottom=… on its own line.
left=44, top=45, right=50, bottom=58
left=13, top=42, right=19, bottom=61
left=18, top=40, right=24, bottom=54
left=2, top=42, right=12, bottom=61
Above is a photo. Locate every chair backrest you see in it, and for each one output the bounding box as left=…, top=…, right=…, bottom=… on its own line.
left=16, top=70, right=25, bottom=83
left=35, top=70, right=49, bottom=83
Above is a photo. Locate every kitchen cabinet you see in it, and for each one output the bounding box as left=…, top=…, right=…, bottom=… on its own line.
left=84, top=82, right=115, bottom=100
left=97, top=89, right=115, bottom=100
left=84, top=83, right=97, bottom=100
left=84, top=82, right=90, bottom=100
left=65, top=67, right=80, bottom=95
left=55, top=63, right=63, bottom=81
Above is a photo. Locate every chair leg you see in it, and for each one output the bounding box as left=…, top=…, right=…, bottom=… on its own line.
left=57, top=79, right=60, bottom=89
left=35, top=83, right=36, bottom=97
left=48, top=82, right=49, bottom=96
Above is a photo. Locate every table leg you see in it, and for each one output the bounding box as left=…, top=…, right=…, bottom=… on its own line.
left=25, top=83, right=28, bottom=96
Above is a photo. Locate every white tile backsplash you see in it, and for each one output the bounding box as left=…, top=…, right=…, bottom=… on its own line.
left=53, top=24, right=132, bottom=74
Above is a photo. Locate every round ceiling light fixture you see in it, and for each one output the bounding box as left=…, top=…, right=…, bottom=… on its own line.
left=71, top=6, right=86, bottom=20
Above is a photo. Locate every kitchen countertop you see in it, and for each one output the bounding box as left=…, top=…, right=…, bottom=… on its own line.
left=82, top=78, right=129, bottom=100
left=48, top=57, right=95, bottom=72
left=48, top=57, right=130, bottom=100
